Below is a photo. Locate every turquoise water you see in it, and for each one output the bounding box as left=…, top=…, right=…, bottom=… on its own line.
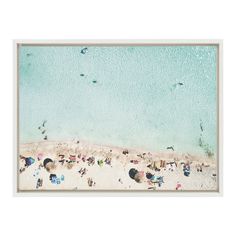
left=19, top=45, right=217, bottom=156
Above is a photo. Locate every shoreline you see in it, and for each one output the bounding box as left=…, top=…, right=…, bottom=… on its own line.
left=20, top=139, right=216, bottom=162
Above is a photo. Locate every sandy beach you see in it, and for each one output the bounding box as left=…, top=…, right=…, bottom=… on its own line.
left=18, top=140, right=218, bottom=191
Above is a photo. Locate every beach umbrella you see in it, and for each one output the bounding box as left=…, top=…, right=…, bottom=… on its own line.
left=43, top=158, right=56, bottom=172
left=43, top=158, right=53, bottom=167
left=129, top=168, right=138, bottom=179
left=25, top=157, right=35, bottom=167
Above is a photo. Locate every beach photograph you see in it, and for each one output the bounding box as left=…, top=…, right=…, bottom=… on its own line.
left=17, top=43, right=219, bottom=192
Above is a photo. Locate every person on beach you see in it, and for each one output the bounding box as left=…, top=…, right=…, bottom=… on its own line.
left=146, top=172, right=164, bottom=187
left=97, top=159, right=104, bottom=167
left=166, top=162, right=177, bottom=171
left=105, top=157, right=112, bottom=166
left=37, top=153, right=43, bottom=161
left=176, top=182, right=182, bottom=190
left=19, top=167, right=25, bottom=173
left=87, top=178, right=95, bottom=187
left=160, top=160, right=166, bottom=168
left=183, top=163, right=191, bottom=176
left=87, top=156, right=95, bottom=166
left=196, top=163, right=203, bottom=172
left=36, top=178, right=43, bottom=189
left=59, top=159, right=65, bottom=165
left=122, top=149, right=129, bottom=155
left=130, top=160, right=139, bottom=164
left=78, top=168, right=87, bottom=177
left=82, top=155, right=87, bottom=162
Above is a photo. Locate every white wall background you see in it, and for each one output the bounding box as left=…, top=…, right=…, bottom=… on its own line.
left=0, top=0, right=234, bottom=235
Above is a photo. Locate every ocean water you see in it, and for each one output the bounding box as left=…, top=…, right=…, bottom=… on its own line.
left=19, top=45, right=217, bottom=156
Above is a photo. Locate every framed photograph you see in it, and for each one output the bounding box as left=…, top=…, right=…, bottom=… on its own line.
left=14, top=40, right=222, bottom=196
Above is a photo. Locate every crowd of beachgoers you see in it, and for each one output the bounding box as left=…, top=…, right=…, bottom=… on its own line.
left=18, top=140, right=217, bottom=191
